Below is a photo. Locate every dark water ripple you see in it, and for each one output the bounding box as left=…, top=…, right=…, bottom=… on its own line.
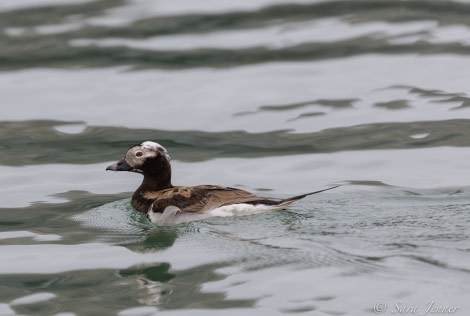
left=1, top=118, right=470, bottom=165
left=0, top=262, right=256, bottom=316
left=2, top=0, right=470, bottom=69
left=0, top=191, right=130, bottom=244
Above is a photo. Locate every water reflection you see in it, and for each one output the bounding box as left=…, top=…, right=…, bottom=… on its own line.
left=120, top=262, right=256, bottom=308
left=2, top=261, right=256, bottom=316
left=123, top=228, right=179, bottom=253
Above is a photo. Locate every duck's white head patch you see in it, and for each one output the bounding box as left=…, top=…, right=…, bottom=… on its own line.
left=141, top=141, right=170, bottom=161
left=141, top=141, right=161, bottom=151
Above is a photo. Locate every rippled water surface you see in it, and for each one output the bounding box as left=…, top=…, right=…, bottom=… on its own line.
left=2, top=0, right=470, bottom=315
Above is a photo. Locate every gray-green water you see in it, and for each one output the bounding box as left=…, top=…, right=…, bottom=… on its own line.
left=2, top=0, right=470, bottom=315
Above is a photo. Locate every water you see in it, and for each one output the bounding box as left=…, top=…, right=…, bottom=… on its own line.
left=1, top=0, right=470, bottom=315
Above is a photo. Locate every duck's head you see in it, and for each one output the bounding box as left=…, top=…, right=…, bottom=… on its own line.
left=106, top=141, right=171, bottom=178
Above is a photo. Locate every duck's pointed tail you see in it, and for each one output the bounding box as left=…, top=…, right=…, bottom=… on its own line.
left=277, top=185, right=340, bottom=207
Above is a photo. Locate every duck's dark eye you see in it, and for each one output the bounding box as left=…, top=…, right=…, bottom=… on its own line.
left=136, top=151, right=143, bottom=157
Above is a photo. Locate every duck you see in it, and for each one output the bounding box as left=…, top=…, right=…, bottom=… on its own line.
left=106, top=141, right=338, bottom=225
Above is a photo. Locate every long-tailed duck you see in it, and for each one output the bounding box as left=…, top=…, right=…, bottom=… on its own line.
left=106, top=141, right=338, bottom=225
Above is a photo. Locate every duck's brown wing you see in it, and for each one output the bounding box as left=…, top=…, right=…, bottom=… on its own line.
left=196, top=185, right=281, bottom=208
left=149, top=185, right=276, bottom=213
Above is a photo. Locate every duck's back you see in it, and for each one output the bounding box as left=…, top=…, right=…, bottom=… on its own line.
left=142, top=185, right=278, bottom=214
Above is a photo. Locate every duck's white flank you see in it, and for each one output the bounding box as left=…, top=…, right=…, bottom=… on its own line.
left=147, top=203, right=285, bottom=225
left=207, top=203, right=282, bottom=217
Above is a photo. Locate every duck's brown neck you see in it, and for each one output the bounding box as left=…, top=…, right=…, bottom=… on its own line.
left=141, top=174, right=173, bottom=191
left=131, top=175, right=173, bottom=213
left=130, top=155, right=173, bottom=213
